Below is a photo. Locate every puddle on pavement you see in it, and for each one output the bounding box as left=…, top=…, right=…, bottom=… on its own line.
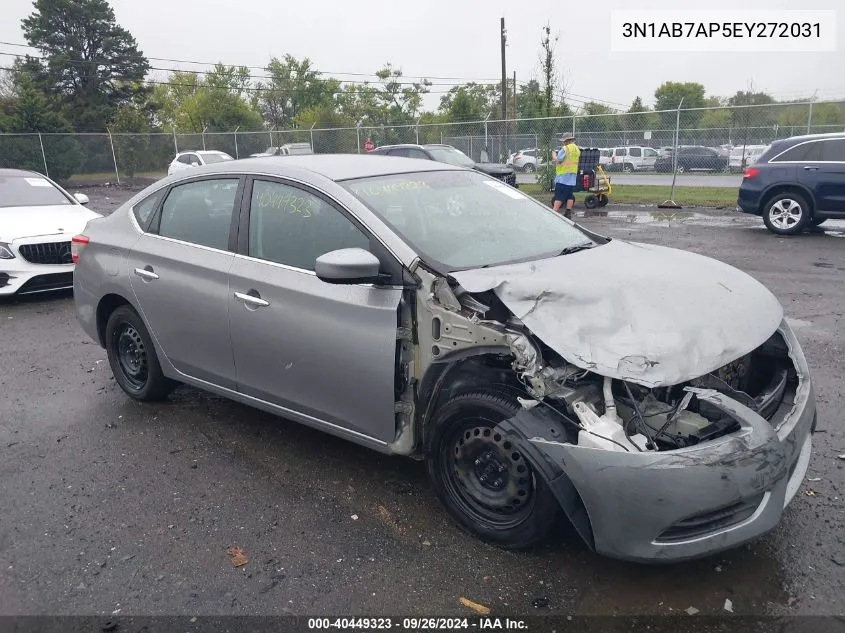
left=786, top=317, right=813, bottom=330
left=582, top=209, right=757, bottom=228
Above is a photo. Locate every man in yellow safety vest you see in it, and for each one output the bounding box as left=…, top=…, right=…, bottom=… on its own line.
left=552, top=134, right=581, bottom=219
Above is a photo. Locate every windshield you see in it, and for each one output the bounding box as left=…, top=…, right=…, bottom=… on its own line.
left=0, top=174, right=71, bottom=208
left=427, top=147, right=475, bottom=168
left=200, top=152, right=233, bottom=164
left=343, top=170, right=597, bottom=270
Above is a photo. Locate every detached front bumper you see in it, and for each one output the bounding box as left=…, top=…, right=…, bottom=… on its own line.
left=498, top=320, right=816, bottom=563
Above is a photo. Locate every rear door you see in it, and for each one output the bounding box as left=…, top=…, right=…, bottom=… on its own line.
left=805, top=139, right=845, bottom=213
left=642, top=147, right=658, bottom=169
left=227, top=177, right=404, bottom=442
left=128, top=176, right=243, bottom=388
left=628, top=147, right=643, bottom=169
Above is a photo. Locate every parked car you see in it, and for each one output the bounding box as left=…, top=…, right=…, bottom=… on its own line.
left=73, top=154, right=815, bottom=562
left=167, top=150, right=234, bottom=176
left=729, top=145, right=769, bottom=172
left=370, top=144, right=517, bottom=187
left=599, top=148, right=613, bottom=166
left=608, top=146, right=659, bottom=172
left=737, top=133, right=845, bottom=235
left=654, top=146, right=729, bottom=173
left=507, top=148, right=542, bottom=172
left=250, top=143, right=314, bottom=158
left=0, top=168, right=100, bottom=296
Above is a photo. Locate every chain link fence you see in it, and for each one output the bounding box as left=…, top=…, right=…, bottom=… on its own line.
left=2, top=100, right=843, bottom=183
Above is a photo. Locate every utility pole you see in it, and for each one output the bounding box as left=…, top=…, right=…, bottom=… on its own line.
left=500, top=18, right=507, bottom=122
left=501, top=17, right=507, bottom=160
left=513, top=71, right=517, bottom=118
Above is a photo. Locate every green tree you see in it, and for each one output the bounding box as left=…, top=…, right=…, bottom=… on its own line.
left=259, top=55, right=341, bottom=130
left=438, top=83, right=499, bottom=122
left=153, top=65, right=263, bottom=133
left=21, top=0, right=150, bottom=132
left=654, top=81, right=707, bottom=128
left=110, top=103, right=150, bottom=177
left=727, top=90, right=776, bottom=135
left=0, top=74, right=81, bottom=179
left=624, top=96, right=655, bottom=133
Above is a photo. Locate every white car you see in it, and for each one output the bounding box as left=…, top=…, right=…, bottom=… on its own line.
left=729, top=144, right=769, bottom=172
left=167, top=150, right=234, bottom=176
left=608, top=146, right=659, bottom=172
left=507, top=148, right=543, bottom=172
left=0, top=169, right=101, bottom=296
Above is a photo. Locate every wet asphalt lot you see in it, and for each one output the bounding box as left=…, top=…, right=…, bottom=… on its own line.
left=1, top=186, right=843, bottom=620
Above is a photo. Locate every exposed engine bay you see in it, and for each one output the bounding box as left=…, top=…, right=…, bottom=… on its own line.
left=418, top=275, right=797, bottom=454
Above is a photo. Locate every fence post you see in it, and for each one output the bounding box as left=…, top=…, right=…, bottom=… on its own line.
left=172, top=127, right=178, bottom=153
left=669, top=97, right=685, bottom=202
left=107, top=127, right=121, bottom=185
left=233, top=126, right=240, bottom=159
left=415, top=116, right=421, bottom=144
left=356, top=122, right=362, bottom=153
left=807, top=102, right=813, bottom=134
left=202, top=125, right=208, bottom=151
left=37, top=133, right=49, bottom=177
left=310, top=122, right=316, bottom=151
left=440, top=131, right=443, bottom=144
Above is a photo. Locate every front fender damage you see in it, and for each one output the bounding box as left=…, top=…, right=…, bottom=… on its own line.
left=495, top=389, right=790, bottom=562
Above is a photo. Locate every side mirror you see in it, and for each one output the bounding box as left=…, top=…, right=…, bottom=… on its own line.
left=73, top=193, right=90, bottom=205
left=315, top=248, right=382, bottom=285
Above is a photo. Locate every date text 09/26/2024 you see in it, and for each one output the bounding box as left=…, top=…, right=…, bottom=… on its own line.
left=307, top=618, right=529, bottom=630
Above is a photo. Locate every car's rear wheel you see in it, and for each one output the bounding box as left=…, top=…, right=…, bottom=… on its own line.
left=523, top=163, right=536, bottom=173
left=763, top=192, right=811, bottom=235
left=676, top=164, right=686, bottom=174
left=105, top=305, right=177, bottom=401
left=427, top=392, right=560, bottom=549
left=622, top=163, right=634, bottom=173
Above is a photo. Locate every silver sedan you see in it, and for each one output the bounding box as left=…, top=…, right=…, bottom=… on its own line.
left=72, top=155, right=816, bottom=562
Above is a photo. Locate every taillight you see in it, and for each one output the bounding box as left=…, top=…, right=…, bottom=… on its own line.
left=743, top=167, right=760, bottom=179
left=71, top=235, right=89, bottom=263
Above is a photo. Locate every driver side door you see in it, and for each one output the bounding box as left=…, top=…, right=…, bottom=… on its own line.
left=227, top=177, right=405, bottom=443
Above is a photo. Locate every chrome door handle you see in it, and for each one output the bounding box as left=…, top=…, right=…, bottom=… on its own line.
left=134, top=267, right=159, bottom=280
left=803, top=165, right=819, bottom=171
left=234, top=291, right=270, bottom=308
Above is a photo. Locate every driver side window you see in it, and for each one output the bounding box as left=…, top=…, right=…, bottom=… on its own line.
left=248, top=180, right=370, bottom=271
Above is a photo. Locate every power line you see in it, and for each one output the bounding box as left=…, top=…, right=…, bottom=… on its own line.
left=0, top=40, right=501, bottom=82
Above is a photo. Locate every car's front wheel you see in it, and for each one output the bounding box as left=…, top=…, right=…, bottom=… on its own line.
left=427, top=392, right=561, bottom=549
left=523, top=163, right=536, bottom=173
left=763, top=192, right=811, bottom=235
left=105, top=305, right=177, bottom=401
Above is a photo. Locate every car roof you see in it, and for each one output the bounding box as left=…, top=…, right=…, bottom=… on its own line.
left=778, top=132, right=845, bottom=143
left=170, top=153, right=462, bottom=181
left=0, top=168, right=45, bottom=177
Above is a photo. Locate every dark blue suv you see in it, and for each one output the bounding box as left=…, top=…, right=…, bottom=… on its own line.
left=737, top=133, right=845, bottom=235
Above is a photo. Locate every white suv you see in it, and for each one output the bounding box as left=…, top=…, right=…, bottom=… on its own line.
left=609, top=146, right=659, bottom=172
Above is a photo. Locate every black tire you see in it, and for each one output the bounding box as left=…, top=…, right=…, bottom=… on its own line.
left=584, top=194, right=598, bottom=209
left=622, top=163, right=634, bottom=173
left=426, top=392, right=561, bottom=549
left=762, top=191, right=811, bottom=236
left=105, top=305, right=177, bottom=401
left=597, top=194, right=609, bottom=207
left=523, top=163, right=536, bottom=173
left=810, top=217, right=827, bottom=227
left=676, top=164, right=686, bottom=174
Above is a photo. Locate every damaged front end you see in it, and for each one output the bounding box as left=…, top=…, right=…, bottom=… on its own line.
left=414, top=264, right=815, bottom=562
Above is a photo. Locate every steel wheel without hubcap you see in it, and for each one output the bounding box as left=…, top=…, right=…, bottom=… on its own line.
left=427, top=392, right=560, bottom=549
left=444, top=419, right=535, bottom=529
left=116, top=324, right=148, bottom=390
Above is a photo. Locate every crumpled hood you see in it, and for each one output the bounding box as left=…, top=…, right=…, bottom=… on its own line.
left=1, top=205, right=101, bottom=242
left=452, top=240, right=784, bottom=387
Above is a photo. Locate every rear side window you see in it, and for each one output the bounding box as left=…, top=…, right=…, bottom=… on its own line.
left=629, top=147, right=642, bottom=157
left=132, top=190, right=164, bottom=231
left=772, top=141, right=822, bottom=162
left=820, top=139, right=845, bottom=161
left=614, top=148, right=626, bottom=156
left=157, top=178, right=240, bottom=250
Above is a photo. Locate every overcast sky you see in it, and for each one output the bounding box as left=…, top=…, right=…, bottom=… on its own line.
left=1, top=0, right=842, bottom=111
